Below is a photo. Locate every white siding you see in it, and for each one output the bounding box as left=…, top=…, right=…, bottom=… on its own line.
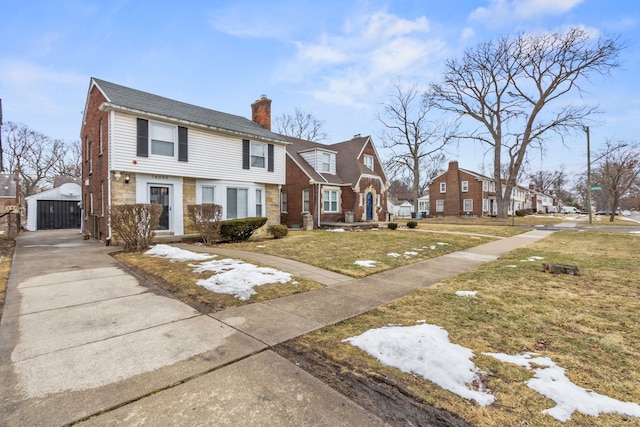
left=111, top=113, right=286, bottom=185
left=299, top=149, right=335, bottom=175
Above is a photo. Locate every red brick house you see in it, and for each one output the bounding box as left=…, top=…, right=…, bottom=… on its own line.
left=429, top=161, right=497, bottom=217
left=280, top=135, right=389, bottom=229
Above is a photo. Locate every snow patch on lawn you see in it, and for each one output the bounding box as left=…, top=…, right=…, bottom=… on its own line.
left=344, top=323, right=640, bottom=422
left=192, top=258, right=292, bottom=301
left=343, top=324, right=495, bottom=406
left=327, top=228, right=346, bottom=232
left=521, top=255, right=545, bottom=262
left=456, top=291, right=477, bottom=298
left=485, top=352, right=640, bottom=421
left=145, top=244, right=216, bottom=262
left=387, top=253, right=401, bottom=258
left=354, top=260, right=377, bottom=268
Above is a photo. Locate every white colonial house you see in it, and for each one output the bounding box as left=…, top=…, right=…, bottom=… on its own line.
left=81, top=78, right=288, bottom=242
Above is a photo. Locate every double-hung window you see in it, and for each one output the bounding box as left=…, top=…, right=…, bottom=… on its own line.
left=440, top=182, right=446, bottom=193
left=150, top=122, right=176, bottom=157
left=323, top=190, right=338, bottom=213
left=461, top=181, right=468, bottom=192
left=436, top=200, right=444, bottom=212
left=321, top=153, right=331, bottom=173
left=364, top=154, right=374, bottom=170
left=463, top=199, right=473, bottom=212
left=256, top=189, right=263, bottom=217
left=227, top=188, right=248, bottom=219
left=302, top=189, right=310, bottom=212
left=280, top=191, right=287, bottom=213
left=202, top=186, right=215, bottom=204
left=251, top=142, right=266, bottom=168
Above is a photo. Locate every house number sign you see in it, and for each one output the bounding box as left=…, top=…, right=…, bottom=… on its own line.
left=151, top=175, right=169, bottom=180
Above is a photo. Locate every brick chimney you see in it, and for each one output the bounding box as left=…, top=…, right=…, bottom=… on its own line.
left=444, top=161, right=461, bottom=216
left=251, top=95, right=271, bottom=130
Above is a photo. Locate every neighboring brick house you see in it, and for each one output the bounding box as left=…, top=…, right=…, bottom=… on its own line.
left=429, top=161, right=497, bottom=217
left=0, top=172, right=21, bottom=237
left=80, top=78, right=288, bottom=242
left=280, top=134, right=389, bottom=229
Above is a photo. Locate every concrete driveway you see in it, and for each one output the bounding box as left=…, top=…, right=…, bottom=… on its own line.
left=0, top=230, right=385, bottom=426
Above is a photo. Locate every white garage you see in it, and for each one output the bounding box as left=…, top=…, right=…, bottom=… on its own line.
left=25, top=183, right=82, bottom=231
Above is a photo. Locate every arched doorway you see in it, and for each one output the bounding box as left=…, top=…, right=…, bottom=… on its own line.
left=366, top=192, right=374, bottom=220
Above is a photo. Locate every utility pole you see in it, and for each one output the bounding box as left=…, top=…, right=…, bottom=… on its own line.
left=585, top=126, right=592, bottom=225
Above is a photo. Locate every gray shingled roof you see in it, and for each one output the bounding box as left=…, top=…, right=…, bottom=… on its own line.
left=281, top=134, right=386, bottom=188
left=92, top=78, right=287, bottom=143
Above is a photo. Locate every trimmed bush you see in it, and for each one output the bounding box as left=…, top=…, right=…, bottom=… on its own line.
left=515, top=210, right=525, bottom=217
left=268, top=224, right=289, bottom=239
left=188, top=204, right=223, bottom=245
left=220, top=217, right=268, bottom=242
left=387, top=222, right=398, bottom=230
left=407, top=220, right=418, bottom=229
left=111, top=204, right=162, bottom=252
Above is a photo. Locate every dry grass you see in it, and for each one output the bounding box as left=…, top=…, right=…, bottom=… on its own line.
left=0, top=237, right=15, bottom=320
left=290, top=230, right=640, bottom=426
left=222, top=229, right=497, bottom=277
left=113, top=251, right=323, bottom=313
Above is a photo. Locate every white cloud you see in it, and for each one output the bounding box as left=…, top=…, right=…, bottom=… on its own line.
left=0, top=59, right=81, bottom=86
left=275, top=10, right=445, bottom=108
left=470, top=0, right=584, bottom=25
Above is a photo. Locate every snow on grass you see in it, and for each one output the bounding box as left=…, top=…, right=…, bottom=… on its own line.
left=145, top=244, right=216, bottom=262
left=455, top=291, right=477, bottom=297
left=191, top=258, right=292, bottom=301
left=327, top=228, right=346, bottom=232
left=387, top=253, right=401, bottom=258
left=355, top=260, right=377, bottom=268
left=145, top=245, right=292, bottom=300
left=404, top=251, right=419, bottom=257
left=343, top=324, right=495, bottom=406
left=506, top=265, right=518, bottom=268
left=485, top=352, right=640, bottom=422
left=345, top=323, right=640, bottom=421
left=521, top=255, right=545, bottom=262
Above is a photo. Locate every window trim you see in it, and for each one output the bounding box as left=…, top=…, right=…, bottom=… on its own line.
left=461, top=181, right=468, bottom=192
left=226, top=187, right=249, bottom=219
left=99, top=118, right=104, bottom=156
left=149, top=121, right=177, bottom=158
left=302, top=189, right=310, bottom=213
left=364, top=154, right=374, bottom=170
left=255, top=188, right=263, bottom=217
left=463, top=199, right=473, bottom=212
left=280, top=191, right=288, bottom=213
left=201, top=185, right=216, bottom=204
left=436, top=199, right=444, bottom=212
left=250, top=141, right=267, bottom=169
left=440, top=182, right=446, bottom=193
left=321, top=152, right=331, bottom=173
left=323, top=189, right=339, bottom=213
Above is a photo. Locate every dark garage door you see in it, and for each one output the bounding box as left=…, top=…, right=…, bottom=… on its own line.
left=37, top=200, right=81, bottom=230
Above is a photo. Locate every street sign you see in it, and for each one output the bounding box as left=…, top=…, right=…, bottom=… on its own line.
left=590, top=186, right=602, bottom=190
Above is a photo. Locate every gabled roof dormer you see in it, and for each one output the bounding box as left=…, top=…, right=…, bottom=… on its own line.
left=298, top=147, right=338, bottom=175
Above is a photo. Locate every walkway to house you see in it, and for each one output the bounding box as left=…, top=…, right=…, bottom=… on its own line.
left=0, top=227, right=555, bottom=426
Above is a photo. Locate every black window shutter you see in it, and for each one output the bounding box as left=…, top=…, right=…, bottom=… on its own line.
left=267, top=144, right=274, bottom=172
left=178, top=126, right=188, bottom=162
left=136, top=118, right=149, bottom=157
left=242, top=139, right=250, bottom=169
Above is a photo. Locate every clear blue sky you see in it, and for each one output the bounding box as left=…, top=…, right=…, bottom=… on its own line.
left=1, top=0, right=638, bottom=176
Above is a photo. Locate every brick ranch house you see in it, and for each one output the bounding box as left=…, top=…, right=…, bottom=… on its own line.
left=80, top=78, right=288, bottom=242
left=279, top=134, right=390, bottom=229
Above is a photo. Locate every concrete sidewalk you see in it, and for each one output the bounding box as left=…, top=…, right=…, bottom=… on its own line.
left=0, top=228, right=554, bottom=426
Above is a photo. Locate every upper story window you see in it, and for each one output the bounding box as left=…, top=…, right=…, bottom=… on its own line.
left=251, top=142, right=266, bottom=168
left=322, top=152, right=332, bottom=173
left=150, top=122, right=176, bottom=157
left=440, top=182, right=446, bottom=193
left=364, top=154, right=374, bottom=170
left=461, top=181, right=468, bottom=192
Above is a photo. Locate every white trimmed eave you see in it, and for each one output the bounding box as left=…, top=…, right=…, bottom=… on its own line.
left=99, top=102, right=290, bottom=146
left=286, top=151, right=324, bottom=183
left=354, top=173, right=386, bottom=191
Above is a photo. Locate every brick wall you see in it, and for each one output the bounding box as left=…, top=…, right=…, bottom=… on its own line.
left=82, top=84, right=110, bottom=240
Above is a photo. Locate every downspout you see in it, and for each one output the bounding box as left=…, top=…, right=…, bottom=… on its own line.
left=106, top=171, right=112, bottom=245
left=317, top=182, right=321, bottom=228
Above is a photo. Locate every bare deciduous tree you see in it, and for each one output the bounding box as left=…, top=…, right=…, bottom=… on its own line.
left=379, top=81, right=453, bottom=211
left=430, top=27, right=623, bottom=218
left=274, top=108, right=328, bottom=142
left=592, top=140, right=640, bottom=222
left=2, top=121, right=80, bottom=197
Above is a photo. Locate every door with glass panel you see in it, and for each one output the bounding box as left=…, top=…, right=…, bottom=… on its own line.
left=149, top=185, right=171, bottom=230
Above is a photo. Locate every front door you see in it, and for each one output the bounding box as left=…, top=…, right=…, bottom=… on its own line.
left=149, top=185, right=171, bottom=230
left=366, top=192, right=374, bottom=221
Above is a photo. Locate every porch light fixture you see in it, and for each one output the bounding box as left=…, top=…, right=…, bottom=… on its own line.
left=124, top=174, right=130, bottom=184
left=114, top=171, right=121, bottom=180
